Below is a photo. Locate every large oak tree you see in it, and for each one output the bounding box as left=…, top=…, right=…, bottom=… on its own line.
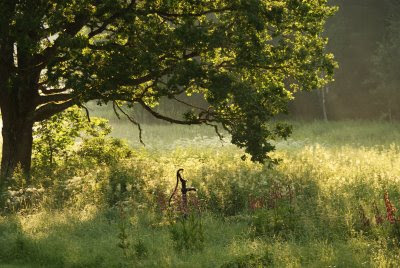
left=0, top=0, right=336, bottom=180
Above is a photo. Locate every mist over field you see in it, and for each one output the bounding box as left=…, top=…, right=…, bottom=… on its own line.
left=1, top=1, right=400, bottom=267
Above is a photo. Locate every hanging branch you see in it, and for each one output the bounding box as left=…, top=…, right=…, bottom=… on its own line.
left=79, top=104, right=91, bottom=122
left=113, top=101, right=145, bottom=146
left=205, top=122, right=225, bottom=144
left=138, top=99, right=204, bottom=125
left=112, top=101, right=121, bottom=119
left=171, top=96, right=208, bottom=112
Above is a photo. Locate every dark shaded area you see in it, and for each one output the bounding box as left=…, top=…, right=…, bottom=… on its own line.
left=290, top=0, right=399, bottom=120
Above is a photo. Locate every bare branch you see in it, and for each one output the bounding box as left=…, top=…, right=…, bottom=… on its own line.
left=79, top=104, right=91, bottom=122
left=114, top=101, right=145, bottom=146
left=112, top=101, right=121, bottom=119
left=205, top=122, right=225, bottom=144
left=172, top=96, right=208, bottom=112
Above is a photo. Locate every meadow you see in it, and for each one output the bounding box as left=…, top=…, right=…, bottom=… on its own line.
left=1, top=119, right=400, bottom=267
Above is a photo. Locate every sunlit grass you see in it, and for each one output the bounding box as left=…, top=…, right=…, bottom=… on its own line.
left=101, top=119, right=400, bottom=153
left=1, top=120, right=400, bottom=267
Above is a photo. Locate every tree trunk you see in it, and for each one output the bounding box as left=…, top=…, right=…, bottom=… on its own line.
left=388, top=100, right=393, bottom=123
left=321, top=86, right=328, bottom=122
left=0, top=103, right=34, bottom=181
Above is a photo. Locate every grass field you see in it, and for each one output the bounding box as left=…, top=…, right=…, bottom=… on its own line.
left=1, top=120, right=400, bottom=267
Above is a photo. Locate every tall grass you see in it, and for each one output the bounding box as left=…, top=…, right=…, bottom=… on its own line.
left=1, top=120, right=400, bottom=267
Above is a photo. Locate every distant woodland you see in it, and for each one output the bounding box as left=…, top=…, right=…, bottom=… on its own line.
left=291, top=0, right=400, bottom=120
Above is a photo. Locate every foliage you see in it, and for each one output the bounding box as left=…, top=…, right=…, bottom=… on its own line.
left=0, top=0, right=337, bottom=179
left=32, top=106, right=111, bottom=175
left=28, top=106, right=140, bottom=208
left=1, top=121, right=400, bottom=266
left=104, top=164, right=146, bottom=207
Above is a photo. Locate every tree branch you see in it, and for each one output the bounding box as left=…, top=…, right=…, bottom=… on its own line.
left=36, top=93, right=74, bottom=105
left=120, top=51, right=199, bottom=87
left=88, top=2, right=134, bottom=39
left=138, top=99, right=203, bottom=125
left=39, top=86, right=70, bottom=95
left=87, top=43, right=125, bottom=51
left=33, top=14, right=89, bottom=68
left=145, top=7, right=233, bottom=18
left=34, top=100, right=76, bottom=122
left=205, top=122, right=225, bottom=144
left=113, top=101, right=145, bottom=146
left=171, top=96, right=208, bottom=112
left=34, top=2, right=134, bottom=69
left=78, top=104, right=91, bottom=122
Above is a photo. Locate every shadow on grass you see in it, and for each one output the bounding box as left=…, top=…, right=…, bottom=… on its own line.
left=0, top=209, right=139, bottom=268
left=0, top=163, right=395, bottom=267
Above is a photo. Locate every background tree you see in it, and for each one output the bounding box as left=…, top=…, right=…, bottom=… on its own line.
left=288, top=0, right=388, bottom=120
left=368, top=0, right=400, bottom=122
left=0, top=0, right=336, bottom=180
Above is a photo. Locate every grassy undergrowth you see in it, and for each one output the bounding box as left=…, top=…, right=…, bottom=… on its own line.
left=1, top=120, right=400, bottom=267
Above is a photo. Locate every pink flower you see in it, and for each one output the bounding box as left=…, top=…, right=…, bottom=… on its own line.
left=384, top=191, right=397, bottom=224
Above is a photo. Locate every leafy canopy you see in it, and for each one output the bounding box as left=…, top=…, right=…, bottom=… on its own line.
left=1, top=0, right=336, bottom=163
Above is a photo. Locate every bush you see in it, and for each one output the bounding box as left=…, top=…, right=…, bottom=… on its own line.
left=32, top=106, right=112, bottom=178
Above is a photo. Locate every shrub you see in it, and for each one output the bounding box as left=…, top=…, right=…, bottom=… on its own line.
left=32, top=106, right=112, bottom=178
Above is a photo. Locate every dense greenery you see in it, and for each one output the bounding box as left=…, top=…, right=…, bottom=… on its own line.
left=2, top=1, right=400, bottom=266
left=0, top=0, right=336, bottom=178
left=1, top=118, right=400, bottom=267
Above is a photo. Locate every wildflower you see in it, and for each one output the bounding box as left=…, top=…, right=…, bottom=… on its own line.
left=384, top=191, right=397, bottom=224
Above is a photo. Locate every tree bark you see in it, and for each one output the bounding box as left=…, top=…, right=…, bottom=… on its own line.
left=0, top=95, right=35, bottom=181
